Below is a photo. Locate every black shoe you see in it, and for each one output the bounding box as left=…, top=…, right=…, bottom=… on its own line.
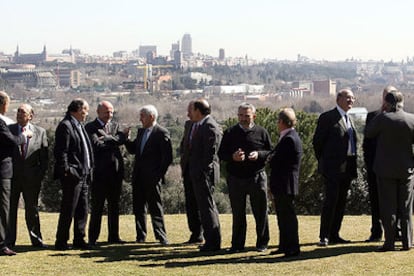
left=270, top=249, right=284, bottom=255
left=55, top=243, right=72, bottom=250
left=159, top=239, right=169, bottom=245
left=365, top=236, right=381, bottom=242
left=256, top=245, right=268, bottom=252
left=226, top=247, right=244, bottom=253
left=108, top=239, right=126, bottom=244
left=73, top=240, right=94, bottom=250
left=199, top=244, right=220, bottom=252
left=400, top=247, right=411, bottom=251
left=317, top=238, right=329, bottom=246
left=136, top=238, right=145, bottom=243
left=330, top=237, right=351, bottom=244
left=184, top=237, right=204, bottom=244
left=376, top=246, right=395, bottom=252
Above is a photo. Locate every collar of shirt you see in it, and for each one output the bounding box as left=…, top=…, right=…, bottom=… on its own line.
left=238, top=123, right=255, bottom=131
left=197, top=115, right=209, bottom=126
left=279, top=127, right=293, bottom=141
left=336, top=105, right=348, bottom=117
left=70, top=115, right=82, bottom=127
left=97, top=118, right=109, bottom=127
left=19, top=123, right=32, bottom=133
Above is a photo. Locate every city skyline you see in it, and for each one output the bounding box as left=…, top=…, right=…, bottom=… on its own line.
left=1, top=0, right=413, bottom=61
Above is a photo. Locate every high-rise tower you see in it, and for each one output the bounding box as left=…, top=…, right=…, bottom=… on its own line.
left=181, top=33, right=192, bottom=59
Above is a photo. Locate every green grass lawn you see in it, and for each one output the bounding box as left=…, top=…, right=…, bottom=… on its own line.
left=3, top=212, right=414, bottom=275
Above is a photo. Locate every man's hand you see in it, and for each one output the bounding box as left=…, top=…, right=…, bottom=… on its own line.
left=248, top=151, right=258, bottom=161
left=232, top=148, right=245, bottom=162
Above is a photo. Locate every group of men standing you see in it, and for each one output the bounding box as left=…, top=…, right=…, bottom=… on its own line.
left=1, top=84, right=413, bottom=257
left=314, top=86, right=414, bottom=252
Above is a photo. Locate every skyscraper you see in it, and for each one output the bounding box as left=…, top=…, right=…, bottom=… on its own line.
left=181, top=33, right=192, bottom=59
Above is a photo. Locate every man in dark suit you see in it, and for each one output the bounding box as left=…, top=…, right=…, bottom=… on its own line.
left=125, top=104, right=172, bottom=245
left=188, top=98, right=222, bottom=252
left=365, top=91, right=414, bottom=251
left=0, top=91, right=33, bottom=256
left=86, top=101, right=128, bottom=245
left=6, top=104, right=48, bottom=249
left=362, top=85, right=397, bottom=242
left=218, top=102, right=271, bottom=253
left=313, top=88, right=357, bottom=246
left=269, top=108, right=302, bottom=258
left=54, top=98, right=94, bottom=250
left=179, top=101, right=203, bottom=244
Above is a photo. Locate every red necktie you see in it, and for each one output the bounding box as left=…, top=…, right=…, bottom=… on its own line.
left=21, top=127, right=26, bottom=158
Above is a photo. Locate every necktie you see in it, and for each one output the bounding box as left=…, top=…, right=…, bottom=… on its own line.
left=78, top=124, right=91, bottom=172
left=189, top=123, right=199, bottom=148
left=104, top=123, right=110, bottom=134
left=140, top=129, right=149, bottom=154
left=345, top=115, right=356, bottom=155
left=21, top=127, right=27, bottom=159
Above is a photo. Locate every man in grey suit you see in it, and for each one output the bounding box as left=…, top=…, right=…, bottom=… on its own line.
left=313, top=88, right=357, bottom=246
left=6, top=104, right=48, bottom=249
left=188, top=98, right=222, bottom=252
left=125, top=105, right=172, bottom=245
left=365, top=91, right=414, bottom=251
left=0, top=91, right=33, bottom=256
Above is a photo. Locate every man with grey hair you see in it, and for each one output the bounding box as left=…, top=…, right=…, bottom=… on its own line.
left=125, top=104, right=172, bottom=245
left=0, top=91, right=32, bottom=255
left=313, top=88, right=357, bottom=246
left=363, top=85, right=398, bottom=242
left=366, top=91, right=414, bottom=251
left=6, top=104, right=48, bottom=249
left=218, top=102, right=272, bottom=252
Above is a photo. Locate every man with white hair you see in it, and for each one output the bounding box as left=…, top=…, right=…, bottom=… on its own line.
left=6, top=104, right=48, bottom=249
left=125, top=105, right=172, bottom=245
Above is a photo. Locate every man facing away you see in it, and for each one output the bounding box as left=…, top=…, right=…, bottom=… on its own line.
left=0, top=91, right=32, bottom=256
left=313, top=88, right=357, bottom=246
left=179, top=101, right=203, bottom=244
left=188, top=98, right=222, bottom=252
left=54, top=98, right=94, bottom=250
left=86, top=101, right=129, bottom=245
left=6, top=104, right=48, bottom=249
left=269, top=108, right=302, bottom=258
left=125, top=105, right=172, bottom=245
left=362, top=85, right=397, bottom=242
left=218, top=102, right=271, bottom=253
left=365, top=91, right=414, bottom=251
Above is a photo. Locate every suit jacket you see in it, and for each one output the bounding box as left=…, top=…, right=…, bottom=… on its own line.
left=85, top=119, right=126, bottom=179
left=0, top=118, right=26, bottom=179
left=313, top=107, right=357, bottom=178
left=362, top=110, right=380, bottom=169
left=179, top=120, right=193, bottom=176
left=269, top=129, right=303, bottom=196
left=365, top=109, right=414, bottom=179
left=53, top=114, right=94, bottom=180
left=188, top=116, right=222, bottom=185
left=125, top=124, right=172, bottom=183
left=9, top=123, right=48, bottom=182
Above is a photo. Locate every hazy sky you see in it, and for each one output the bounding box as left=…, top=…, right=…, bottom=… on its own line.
left=2, top=0, right=413, bottom=61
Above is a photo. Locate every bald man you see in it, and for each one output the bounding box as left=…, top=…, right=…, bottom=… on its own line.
left=6, top=104, right=48, bottom=249
left=188, top=98, right=222, bottom=252
left=85, top=101, right=128, bottom=245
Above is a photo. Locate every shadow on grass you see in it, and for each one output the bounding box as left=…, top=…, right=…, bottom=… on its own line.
left=66, top=241, right=380, bottom=268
